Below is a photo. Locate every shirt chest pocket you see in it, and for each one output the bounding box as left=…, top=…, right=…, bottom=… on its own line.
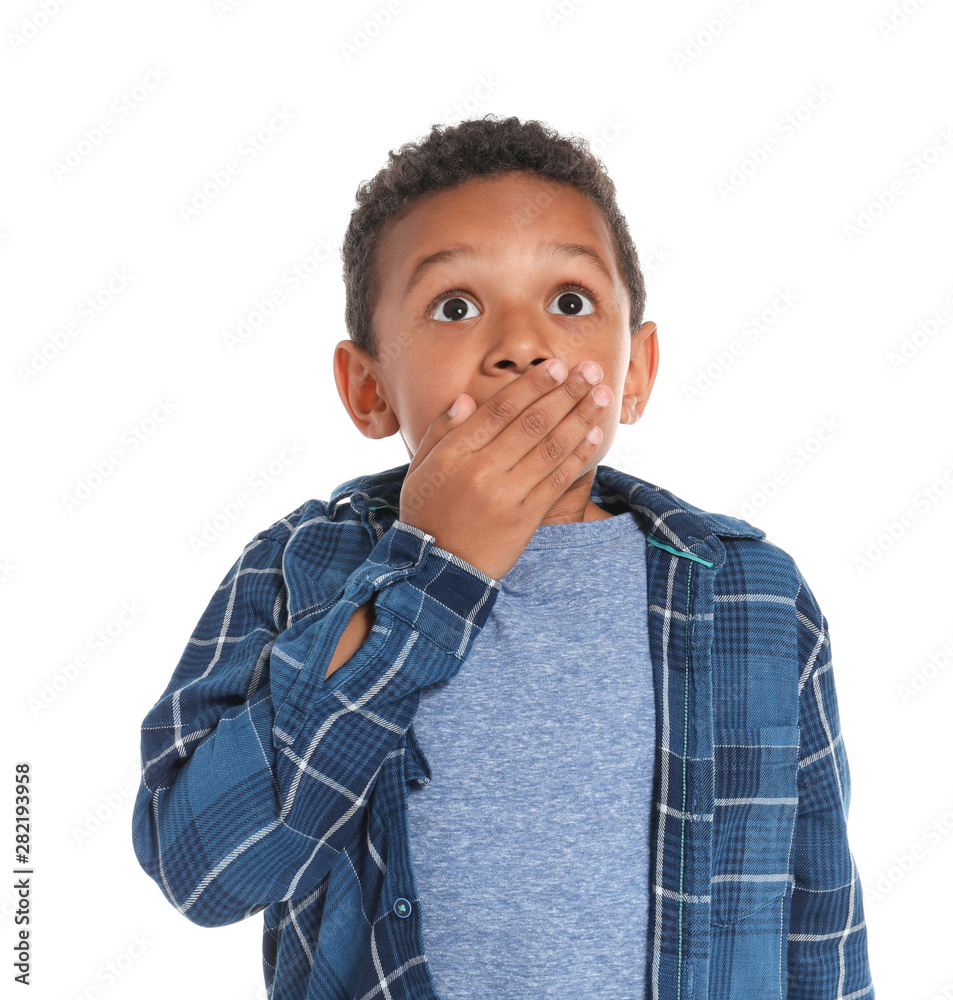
left=710, top=726, right=800, bottom=927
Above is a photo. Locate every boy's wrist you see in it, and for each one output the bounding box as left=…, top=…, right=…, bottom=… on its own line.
left=360, top=519, right=502, bottom=659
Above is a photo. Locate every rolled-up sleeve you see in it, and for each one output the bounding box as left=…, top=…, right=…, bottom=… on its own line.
left=131, top=514, right=501, bottom=928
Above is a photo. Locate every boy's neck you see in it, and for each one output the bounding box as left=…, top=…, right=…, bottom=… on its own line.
left=540, top=473, right=614, bottom=524
left=583, top=502, right=616, bottom=521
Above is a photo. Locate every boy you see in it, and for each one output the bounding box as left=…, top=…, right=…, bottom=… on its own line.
left=132, top=115, right=874, bottom=999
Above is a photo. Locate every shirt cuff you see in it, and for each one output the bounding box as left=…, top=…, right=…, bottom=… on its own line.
left=353, top=519, right=502, bottom=661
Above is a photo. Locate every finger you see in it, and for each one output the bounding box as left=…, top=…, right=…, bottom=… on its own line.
left=489, top=359, right=602, bottom=473
left=524, top=382, right=612, bottom=507
left=451, top=359, right=571, bottom=461
left=407, top=392, right=476, bottom=476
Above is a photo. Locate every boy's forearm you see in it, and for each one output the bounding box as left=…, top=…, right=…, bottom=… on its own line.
left=326, top=599, right=375, bottom=680
left=133, top=625, right=417, bottom=928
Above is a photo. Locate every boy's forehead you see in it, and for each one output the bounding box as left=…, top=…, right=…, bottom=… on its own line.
left=392, top=172, right=604, bottom=238
left=377, top=172, right=620, bottom=290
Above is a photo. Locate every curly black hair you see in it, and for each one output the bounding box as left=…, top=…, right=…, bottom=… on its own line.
left=341, top=114, right=646, bottom=362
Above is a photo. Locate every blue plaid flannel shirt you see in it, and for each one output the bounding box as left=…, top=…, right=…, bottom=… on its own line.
left=132, top=462, right=874, bottom=999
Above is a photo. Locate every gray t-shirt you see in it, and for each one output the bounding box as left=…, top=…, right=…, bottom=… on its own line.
left=406, top=509, right=655, bottom=998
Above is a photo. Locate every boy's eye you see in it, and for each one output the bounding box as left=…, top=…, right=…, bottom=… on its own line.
left=428, top=285, right=597, bottom=322
left=546, top=289, right=595, bottom=317
left=431, top=295, right=482, bottom=322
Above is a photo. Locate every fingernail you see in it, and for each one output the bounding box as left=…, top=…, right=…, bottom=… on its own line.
left=544, top=359, right=568, bottom=381
left=581, top=362, right=601, bottom=384
left=448, top=398, right=459, bottom=418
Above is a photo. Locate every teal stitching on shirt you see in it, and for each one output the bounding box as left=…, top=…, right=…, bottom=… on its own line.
left=677, top=562, right=693, bottom=999
left=647, top=536, right=715, bottom=568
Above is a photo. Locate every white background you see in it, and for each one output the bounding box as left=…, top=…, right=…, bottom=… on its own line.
left=3, top=0, right=951, bottom=997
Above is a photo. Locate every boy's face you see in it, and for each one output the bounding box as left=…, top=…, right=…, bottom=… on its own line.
left=334, top=170, right=658, bottom=471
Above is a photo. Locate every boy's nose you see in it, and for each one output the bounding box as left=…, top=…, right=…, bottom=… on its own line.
left=506, top=357, right=549, bottom=375
left=484, top=315, right=561, bottom=375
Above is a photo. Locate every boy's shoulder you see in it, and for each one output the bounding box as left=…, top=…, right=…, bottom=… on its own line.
left=594, top=462, right=787, bottom=557
left=598, top=464, right=767, bottom=543
left=245, top=463, right=408, bottom=551
left=593, top=464, right=822, bottom=621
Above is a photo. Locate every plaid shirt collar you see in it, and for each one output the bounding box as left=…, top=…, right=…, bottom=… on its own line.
left=329, top=461, right=766, bottom=561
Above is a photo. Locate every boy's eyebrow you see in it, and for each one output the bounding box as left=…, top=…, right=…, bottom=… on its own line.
left=403, top=242, right=614, bottom=298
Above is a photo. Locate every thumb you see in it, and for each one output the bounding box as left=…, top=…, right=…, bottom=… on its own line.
left=407, top=393, right=475, bottom=477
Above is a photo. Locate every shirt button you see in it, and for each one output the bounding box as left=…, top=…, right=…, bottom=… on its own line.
left=393, top=897, right=412, bottom=919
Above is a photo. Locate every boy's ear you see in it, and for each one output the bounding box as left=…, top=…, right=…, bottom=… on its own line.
left=620, top=320, right=659, bottom=425
left=332, top=340, right=401, bottom=440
